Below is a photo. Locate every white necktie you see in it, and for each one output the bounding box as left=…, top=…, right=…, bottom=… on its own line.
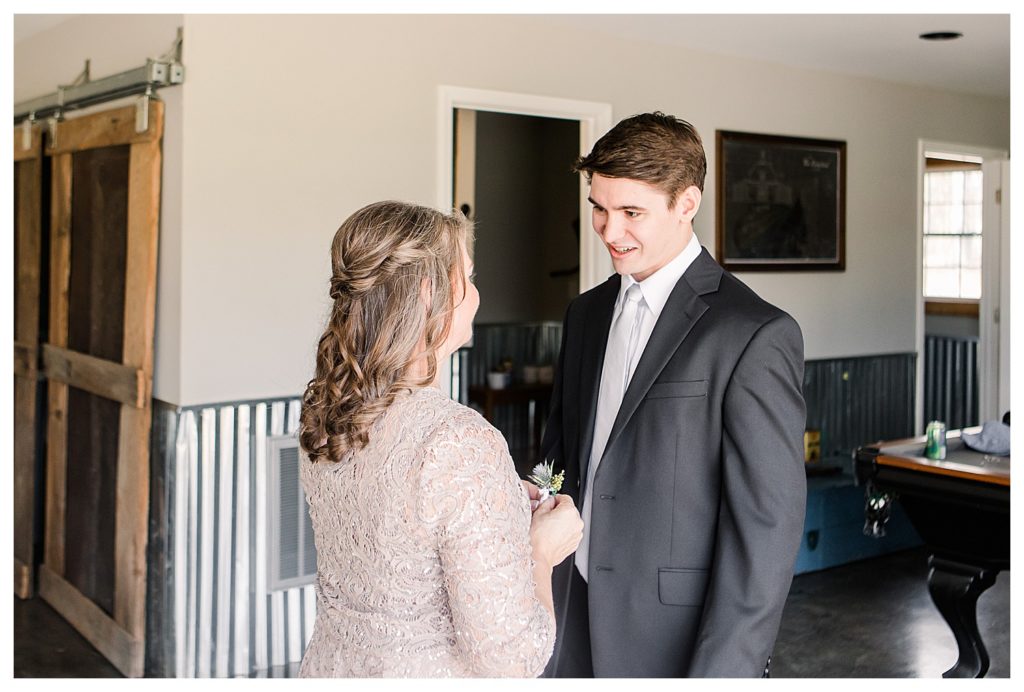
left=576, top=283, right=645, bottom=582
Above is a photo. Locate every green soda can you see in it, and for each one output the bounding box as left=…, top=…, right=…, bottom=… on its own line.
left=926, top=421, right=947, bottom=460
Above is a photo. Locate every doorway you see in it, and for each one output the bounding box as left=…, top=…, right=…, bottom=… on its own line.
left=439, top=87, right=612, bottom=472
left=455, top=109, right=578, bottom=473
left=916, top=141, right=1009, bottom=432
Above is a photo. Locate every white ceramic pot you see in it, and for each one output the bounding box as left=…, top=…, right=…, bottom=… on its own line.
left=538, top=365, right=554, bottom=384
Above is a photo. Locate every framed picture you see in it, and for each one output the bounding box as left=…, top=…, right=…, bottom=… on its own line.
left=716, top=130, right=846, bottom=271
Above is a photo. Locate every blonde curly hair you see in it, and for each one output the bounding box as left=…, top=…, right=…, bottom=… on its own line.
left=299, top=201, right=472, bottom=463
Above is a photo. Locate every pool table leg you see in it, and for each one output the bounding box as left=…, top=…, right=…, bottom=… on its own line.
left=927, top=556, right=998, bottom=678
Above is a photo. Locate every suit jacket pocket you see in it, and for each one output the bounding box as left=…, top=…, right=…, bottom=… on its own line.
left=646, top=379, right=708, bottom=399
left=658, top=568, right=710, bottom=607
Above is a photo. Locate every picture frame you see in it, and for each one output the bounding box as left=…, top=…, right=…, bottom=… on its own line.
left=715, top=130, right=846, bottom=271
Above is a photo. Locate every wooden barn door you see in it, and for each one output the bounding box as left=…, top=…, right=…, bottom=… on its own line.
left=14, top=122, right=45, bottom=599
left=39, top=102, right=163, bottom=678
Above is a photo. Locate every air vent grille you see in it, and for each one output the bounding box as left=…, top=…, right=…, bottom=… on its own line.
left=267, top=435, right=316, bottom=591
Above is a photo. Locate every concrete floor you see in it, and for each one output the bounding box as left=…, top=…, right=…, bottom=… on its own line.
left=773, top=547, right=1010, bottom=678
left=13, top=589, right=122, bottom=678
left=12, top=547, right=1009, bottom=678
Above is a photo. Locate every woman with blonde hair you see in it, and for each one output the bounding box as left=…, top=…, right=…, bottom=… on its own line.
left=298, top=201, right=582, bottom=677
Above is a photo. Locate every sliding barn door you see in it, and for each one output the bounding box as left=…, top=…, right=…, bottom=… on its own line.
left=39, top=102, right=163, bottom=678
left=14, top=123, right=45, bottom=599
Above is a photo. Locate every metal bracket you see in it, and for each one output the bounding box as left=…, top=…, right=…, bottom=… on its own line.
left=47, top=113, right=62, bottom=150
left=159, top=27, right=185, bottom=84
left=159, top=27, right=183, bottom=63
left=14, top=28, right=185, bottom=126
left=47, top=60, right=88, bottom=149
left=135, top=86, right=153, bottom=134
left=61, top=59, right=91, bottom=89
left=21, top=113, right=35, bottom=151
left=145, top=59, right=168, bottom=84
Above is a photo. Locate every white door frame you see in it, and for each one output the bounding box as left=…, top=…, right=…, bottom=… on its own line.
left=437, top=85, right=613, bottom=292
left=915, top=139, right=1008, bottom=431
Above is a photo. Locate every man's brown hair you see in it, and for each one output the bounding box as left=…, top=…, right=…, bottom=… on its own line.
left=574, top=111, right=707, bottom=205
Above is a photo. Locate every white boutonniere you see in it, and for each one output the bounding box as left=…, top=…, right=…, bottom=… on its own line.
left=527, top=459, right=565, bottom=501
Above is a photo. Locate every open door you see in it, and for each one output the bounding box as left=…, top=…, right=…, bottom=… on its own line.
left=39, top=101, right=163, bottom=677
left=980, top=160, right=1010, bottom=421
left=917, top=142, right=1008, bottom=433
left=14, top=122, right=45, bottom=599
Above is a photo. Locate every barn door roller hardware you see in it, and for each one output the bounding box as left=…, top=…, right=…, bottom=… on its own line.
left=14, top=27, right=184, bottom=140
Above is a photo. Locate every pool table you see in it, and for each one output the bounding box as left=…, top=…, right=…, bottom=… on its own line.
left=855, top=427, right=1010, bottom=678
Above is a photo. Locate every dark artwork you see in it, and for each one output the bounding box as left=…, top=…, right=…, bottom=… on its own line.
left=716, top=131, right=846, bottom=271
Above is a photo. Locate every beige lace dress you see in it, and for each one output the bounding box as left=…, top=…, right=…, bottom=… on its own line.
left=299, top=385, right=555, bottom=677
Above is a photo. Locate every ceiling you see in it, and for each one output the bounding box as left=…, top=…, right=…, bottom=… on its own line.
left=14, top=13, right=1010, bottom=99
left=542, top=14, right=1010, bottom=100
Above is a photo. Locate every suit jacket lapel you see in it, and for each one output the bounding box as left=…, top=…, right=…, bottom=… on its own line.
left=602, top=248, right=723, bottom=460
left=577, top=275, right=620, bottom=484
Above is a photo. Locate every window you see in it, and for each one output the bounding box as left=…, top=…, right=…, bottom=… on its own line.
left=923, top=159, right=983, bottom=300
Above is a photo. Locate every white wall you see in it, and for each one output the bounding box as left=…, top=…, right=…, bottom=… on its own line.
left=15, top=14, right=1010, bottom=406
left=925, top=314, right=979, bottom=339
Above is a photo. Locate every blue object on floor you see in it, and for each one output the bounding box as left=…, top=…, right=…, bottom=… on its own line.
left=794, top=456, right=922, bottom=575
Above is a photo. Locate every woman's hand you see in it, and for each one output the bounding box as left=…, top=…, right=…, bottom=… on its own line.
left=521, top=479, right=542, bottom=511
left=529, top=494, right=583, bottom=568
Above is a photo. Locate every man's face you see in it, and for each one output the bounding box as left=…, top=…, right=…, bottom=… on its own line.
left=589, top=173, right=699, bottom=282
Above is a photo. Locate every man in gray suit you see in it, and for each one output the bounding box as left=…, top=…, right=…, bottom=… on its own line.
left=540, top=112, right=807, bottom=677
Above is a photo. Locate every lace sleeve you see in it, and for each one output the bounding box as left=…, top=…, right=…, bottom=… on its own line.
left=418, top=413, right=556, bottom=677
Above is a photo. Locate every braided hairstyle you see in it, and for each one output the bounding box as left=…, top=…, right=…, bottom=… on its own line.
left=299, top=201, right=471, bottom=463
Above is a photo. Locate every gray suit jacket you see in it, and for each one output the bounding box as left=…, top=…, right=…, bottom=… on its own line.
left=542, top=248, right=806, bottom=677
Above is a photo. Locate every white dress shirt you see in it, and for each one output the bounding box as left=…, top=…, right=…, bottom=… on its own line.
left=614, top=231, right=703, bottom=387
left=576, top=231, right=703, bottom=581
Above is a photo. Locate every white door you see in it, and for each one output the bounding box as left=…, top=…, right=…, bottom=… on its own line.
left=917, top=141, right=1007, bottom=431
left=979, top=160, right=1010, bottom=421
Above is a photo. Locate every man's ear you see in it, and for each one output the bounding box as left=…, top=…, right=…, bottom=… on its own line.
left=673, top=185, right=702, bottom=223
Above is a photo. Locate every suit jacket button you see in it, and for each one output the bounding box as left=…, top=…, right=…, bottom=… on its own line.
left=599, top=494, right=615, bottom=500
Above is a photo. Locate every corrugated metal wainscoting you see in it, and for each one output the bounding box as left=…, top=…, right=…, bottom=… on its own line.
left=457, top=322, right=562, bottom=468
left=802, top=352, right=917, bottom=458
left=144, top=352, right=921, bottom=675
left=795, top=352, right=922, bottom=575
left=154, top=397, right=313, bottom=677
left=463, top=322, right=563, bottom=388
left=923, top=334, right=979, bottom=431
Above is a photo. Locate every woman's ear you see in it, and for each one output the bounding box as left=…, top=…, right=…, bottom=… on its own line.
left=420, top=276, right=433, bottom=312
